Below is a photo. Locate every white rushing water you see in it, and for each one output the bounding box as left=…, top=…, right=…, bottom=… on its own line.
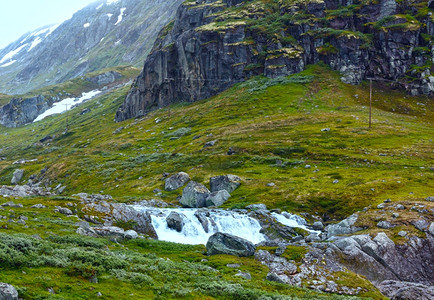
left=132, top=207, right=266, bottom=245
left=34, top=90, right=101, bottom=122
left=131, top=207, right=315, bottom=245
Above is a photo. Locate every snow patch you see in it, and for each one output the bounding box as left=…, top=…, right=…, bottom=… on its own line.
left=107, top=13, right=113, bottom=20
left=83, top=23, right=90, bottom=28
left=34, top=90, right=102, bottom=122
left=0, top=60, right=16, bottom=67
left=45, top=24, right=59, bottom=37
left=0, top=44, right=28, bottom=64
left=115, top=8, right=126, bottom=25
left=96, top=3, right=104, bottom=9
left=107, top=0, right=120, bottom=5
left=28, top=37, right=42, bottom=51
left=115, top=39, right=122, bottom=45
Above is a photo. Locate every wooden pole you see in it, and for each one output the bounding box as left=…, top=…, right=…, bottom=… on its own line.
left=369, top=79, right=372, bottom=129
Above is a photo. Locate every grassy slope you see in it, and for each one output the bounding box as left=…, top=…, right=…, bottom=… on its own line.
left=0, top=64, right=432, bottom=219
left=0, top=64, right=430, bottom=298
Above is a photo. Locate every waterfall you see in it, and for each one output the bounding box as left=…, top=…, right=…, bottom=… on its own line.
left=131, top=206, right=315, bottom=245
left=131, top=207, right=265, bottom=245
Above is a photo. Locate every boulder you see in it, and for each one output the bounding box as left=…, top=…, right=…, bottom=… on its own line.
left=206, top=232, right=256, bottom=257
left=379, top=280, right=434, bottom=300
left=77, top=225, right=138, bottom=241
left=205, top=190, right=231, bottom=207
left=0, top=283, right=18, bottom=300
left=11, top=169, right=24, bottom=185
left=166, top=211, right=184, bottom=232
left=326, top=214, right=364, bottom=238
left=209, top=175, right=241, bottom=193
left=164, top=172, right=190, bottom=191
left=58, top=207, right=73, bottom=215
left=313, top=221, right=324, bottom=231
left=180, top=181, right=210, bottom=208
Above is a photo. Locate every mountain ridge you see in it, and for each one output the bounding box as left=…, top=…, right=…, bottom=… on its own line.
left=0, top=0, right=184, bottom=95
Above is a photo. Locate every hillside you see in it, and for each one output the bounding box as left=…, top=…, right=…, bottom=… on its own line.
left=116, top=0, right=434, bottom=121
left=0, top=64, right=433, bottom=298
left=0, top=0, right=183, bottom=95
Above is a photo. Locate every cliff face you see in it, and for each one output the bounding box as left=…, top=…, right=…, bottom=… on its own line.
left=116, top=0, right=433, bottom=122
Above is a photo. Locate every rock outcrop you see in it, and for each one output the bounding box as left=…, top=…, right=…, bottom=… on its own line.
left=116, top=0, right=434, bottom=121
left=0, top=283, right=18, bottom=300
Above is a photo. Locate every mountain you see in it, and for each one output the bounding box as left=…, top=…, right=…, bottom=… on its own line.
left=0, top=0, right=184, bottom=95
left=115, top=0, right=434, bottom=122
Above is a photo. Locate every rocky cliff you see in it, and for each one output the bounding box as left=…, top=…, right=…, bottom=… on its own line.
left=0, top=0, right=184, bottom=95
left=116, top=0, right=434, bottom=122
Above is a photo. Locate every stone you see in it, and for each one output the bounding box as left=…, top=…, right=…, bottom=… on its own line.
left=124, top=230, right=139, bottom=239
left=226, top=263, right=241, bottom=268
left=425, top=196, right=434, bottom=202
left=398, top=231, right=407, bottom=237
left=313, top=221, right=324, bottom=230
left=194, top=210, right=210, bottom=233
left=164, top=172, right=190, bottom=191
left=266, top=272, right=285, bottom=284
left=377, top=203, right=386, bottom=209
left=266, top=182, right=275, bottom=187
left=412, top=219, right=429, bottom=231
left=235, top=271, right=251, bottom=280
left=166, top=212, right=184, bottom=232
left=205, top=190, right=231, bottom=207
left=379, top=280, right=434, bottom=300
left=377, top=221, right=393, bottom=229
left=246, top=203, right=267, bottom=210
left=0, top=283, right=18, bottom=300
left=429, top=223, right=434, bottom=236
left=11, top=169, right=24, bottom=185
left=204, top=140, right=217, bottom=147
left=333, top=179, right=339, bottom=184
left=58, top=207, right=73, bottom=215
left=209, top=175, right=241, bottom=193
left=326, top=214, right=363, bottom=238
left=321, top=128, right=330, bottom=132
left=396, top=204, right=405, bottom=210
left=39, top=135, right=53, bottom=143
left=206, top=232, right=256, bottom=257
left=179, top=181, right=210, bottom=208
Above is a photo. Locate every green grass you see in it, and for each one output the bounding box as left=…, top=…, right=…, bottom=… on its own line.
left=0, top=64, right=432, bottom=220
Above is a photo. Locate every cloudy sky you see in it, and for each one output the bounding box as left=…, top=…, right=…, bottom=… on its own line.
left=0, top=0, right=97, bottom=49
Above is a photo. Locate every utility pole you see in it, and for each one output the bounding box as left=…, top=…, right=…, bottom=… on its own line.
left=64, top=104, right=69, bottom=132
left=369, top=78, right=372, bottom=129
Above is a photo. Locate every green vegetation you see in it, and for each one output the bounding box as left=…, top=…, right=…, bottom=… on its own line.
left=0, top=64, right=432, bottom=220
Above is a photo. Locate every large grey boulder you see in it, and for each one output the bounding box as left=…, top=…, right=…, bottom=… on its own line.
left=77, top=225, right=138, bottom=241
left=205, top=190, right=231, bottom=207
left=206, top=232, right=256, bottom=257
left=179, top=181, right=210, bottom=208
left=11, top=169, right=24, bottom=185
left=379, top=280, right=434, bottom=300
left=0, top=283, right=18, bottom=300
left=210, top=175, right=241, bottom=193
left=166, top=212, right=184, bottom=232
left=326, top=214, right=364, bottom=238
left=164, top=172, right=190, bottom=191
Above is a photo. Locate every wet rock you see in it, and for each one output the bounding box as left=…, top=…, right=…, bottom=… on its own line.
left=209, top=175, right=241, bottom=193
left=180, top=181, right=210, bottom=208
left=166, top=211, right=184, bottom=232
left=313, top=221, right=324, bottom=231
left=11, top=169, right=24, bottom=185
left=194, top=210, right=210, bottom=233
left=205, top=190, right=231, bottom=207
left=0, top=283, right=19, bottom=300
left=206, top=232, right=256, bottom=257
left=164, top=172, right=190, bottom=191
left=379, top=280, right=434, bottom=300
left=81, top=201, right=156, bottom=238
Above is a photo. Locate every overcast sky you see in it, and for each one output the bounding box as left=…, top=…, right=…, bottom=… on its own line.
left=0, top=0, right=97, bottom=50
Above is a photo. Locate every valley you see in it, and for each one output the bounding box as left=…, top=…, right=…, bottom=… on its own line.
left=0, top=0, right=432, bottom=299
